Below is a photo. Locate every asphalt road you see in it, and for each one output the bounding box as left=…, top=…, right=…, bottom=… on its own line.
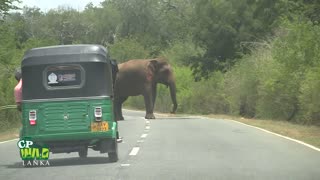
left=0, top=110, right=319, bottom=180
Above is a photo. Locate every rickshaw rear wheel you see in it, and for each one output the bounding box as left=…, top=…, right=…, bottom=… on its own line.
left=78, top=147, right=88, bottom=158
left=108, top=138, right=118, bottom=162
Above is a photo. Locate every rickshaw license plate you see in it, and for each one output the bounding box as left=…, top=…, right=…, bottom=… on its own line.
left=91, top=121, right=109, bottom=132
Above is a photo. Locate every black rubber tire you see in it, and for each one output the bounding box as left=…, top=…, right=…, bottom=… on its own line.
left=78, top=147, right=88, bottom=158
left=108, top=152, right=118, bottom=162
left=108, top=138, right=118, bottom=162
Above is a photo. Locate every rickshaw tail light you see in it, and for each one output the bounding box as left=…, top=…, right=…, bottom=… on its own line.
left=94, top=107, right=102, bottom=121
left=29, top=110, right=37, bottom=125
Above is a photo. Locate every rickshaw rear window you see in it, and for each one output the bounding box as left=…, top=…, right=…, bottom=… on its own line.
left=45, top=65, right=84, bottom=89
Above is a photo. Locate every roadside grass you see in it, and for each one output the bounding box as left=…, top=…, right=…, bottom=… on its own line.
left=0, top=126, right=20, bottom=142
left=206, top=114, right=320, bottom=149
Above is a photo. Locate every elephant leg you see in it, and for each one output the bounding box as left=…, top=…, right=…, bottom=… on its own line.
left=114, top=96, right=127, bottom=121
left=114, top=97, right=121, bottom=121
left=152, top=83, right=157, bottom=110
left=118, top=96, right=128, bottom=120
left=144, top=86, right=155, bottom=119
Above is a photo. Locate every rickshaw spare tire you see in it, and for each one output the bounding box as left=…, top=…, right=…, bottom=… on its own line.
left=78, top=147, right=88, bottom=158
left=108, top=138, right=118, bottom=162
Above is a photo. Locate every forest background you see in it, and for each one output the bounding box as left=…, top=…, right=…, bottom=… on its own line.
left=1, top=0, right=320, bottom=130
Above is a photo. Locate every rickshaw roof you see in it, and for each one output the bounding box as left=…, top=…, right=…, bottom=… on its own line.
left=22, top=44, right=109, bottom=67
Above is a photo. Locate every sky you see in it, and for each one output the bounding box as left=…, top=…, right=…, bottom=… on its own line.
left=17, top=0, right=104, bottom=12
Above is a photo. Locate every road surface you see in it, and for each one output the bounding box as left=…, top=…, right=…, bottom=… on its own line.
left=0, top=110, right=319, bottom=180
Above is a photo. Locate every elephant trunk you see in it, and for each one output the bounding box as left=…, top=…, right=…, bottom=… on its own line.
left=169, top=81, right=178, bottom=113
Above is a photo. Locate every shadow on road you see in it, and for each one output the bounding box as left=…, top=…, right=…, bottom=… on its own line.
left=150, top=117, right=196, bottom=121
left=5, top=157, right=114, bottom=169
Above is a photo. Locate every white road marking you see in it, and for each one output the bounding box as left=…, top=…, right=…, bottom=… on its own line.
left=230, top=120, right=320, bottom=152
left=0, top=138, right=18, bottom=144
left=121, top=164, right=131, bottom=167
left=137, top=140, right=144, bottom=143
left=129, top=147, right=140, bottom=156
left=145, top=126, right=150, bottom=130
left=145, top=120, right=150, bottom=124
left=141, top=134, right=148, bottom=138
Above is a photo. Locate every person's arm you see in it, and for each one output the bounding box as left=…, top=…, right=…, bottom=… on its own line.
left=14, top=80, right=22, bottom=111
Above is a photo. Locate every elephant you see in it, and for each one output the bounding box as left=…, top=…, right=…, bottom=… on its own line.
left=114, top=58, right=178, bottom=120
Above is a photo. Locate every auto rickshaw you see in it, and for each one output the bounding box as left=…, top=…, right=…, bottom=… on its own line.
left=20, top=44, right=119, bottom=162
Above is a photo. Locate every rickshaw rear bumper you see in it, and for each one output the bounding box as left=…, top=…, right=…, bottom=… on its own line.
left=22, top=130, right=116, bottom=141
left=39, top=137, right=116, bottom=154
left=20, top=121, right=118, bottom=154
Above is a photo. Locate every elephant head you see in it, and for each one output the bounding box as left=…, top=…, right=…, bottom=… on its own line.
left=148, top=58, right=178, bottom=113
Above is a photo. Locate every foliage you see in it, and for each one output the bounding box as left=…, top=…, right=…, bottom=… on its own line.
left=298, top=66, right=320, bottom=124
left=224, top=19, right=320, bottom=124
left=186, top=72, right=228, bottom=114
left=109, top=37, right=151, bottom=62
left=224, top=49, right=264, bottom=117
left=0, top=23, right=21, bottom=130
left=0, top=0, right=20, bottom=17
left=190, top=0, right=289, bottom=77
left=81, top=3, right=121, bottom=45
left=0, top=24, right=16, bottom=67
left=1, top=0, right=320, bottom=128
left=160, top=38, right=205, bottom=66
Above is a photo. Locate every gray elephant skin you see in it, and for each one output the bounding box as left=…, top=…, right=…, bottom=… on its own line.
left=114, top=58, right=178, bottom=120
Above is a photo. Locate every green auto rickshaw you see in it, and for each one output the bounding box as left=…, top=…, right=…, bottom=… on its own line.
left=20, top=44, right=119, bottom=162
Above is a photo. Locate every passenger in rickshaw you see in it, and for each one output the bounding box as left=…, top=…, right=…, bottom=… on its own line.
left=14, top=68, right=22, bottom=111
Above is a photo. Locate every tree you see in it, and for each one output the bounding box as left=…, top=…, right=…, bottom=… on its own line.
left=190, top=0, right=289, bottom=78
left=81, top=2, right=121, bottom=45
left=42, top=7, right=87, bottom=45
left=0, top=0, right=20, bottom=17
left=299, top=0, right=320, bottom=24
left=6, top=7, right=44, bottom=46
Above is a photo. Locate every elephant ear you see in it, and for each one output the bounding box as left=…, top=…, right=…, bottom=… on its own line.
left=148, top=59, right=159, bottom=73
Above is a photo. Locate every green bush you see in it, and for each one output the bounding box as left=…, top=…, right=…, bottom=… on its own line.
left=185, top=71, right=228, bottom=114
left=298, top=66, right=320, bottom=124
left=256, top=60, right=299, bottom=120
left=123, top=95, right=145, bottom=110
left=0, top=25, right=21, bottom=130
left=257, top=20, right=320, bottom=122
left=224, top=53, right=261, bottom=117
left=228, top=20, right=320, bottom=123
left=0, top=74, right=21, bottom=130
left=160, top=39, right=205, bottom=66
left=109, top=37, right=151, bottom=62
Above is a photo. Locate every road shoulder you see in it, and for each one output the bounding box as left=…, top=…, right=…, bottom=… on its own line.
left=0, top=127, right=19, bottom=142
left=206, top=114, right=320, bottom=149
